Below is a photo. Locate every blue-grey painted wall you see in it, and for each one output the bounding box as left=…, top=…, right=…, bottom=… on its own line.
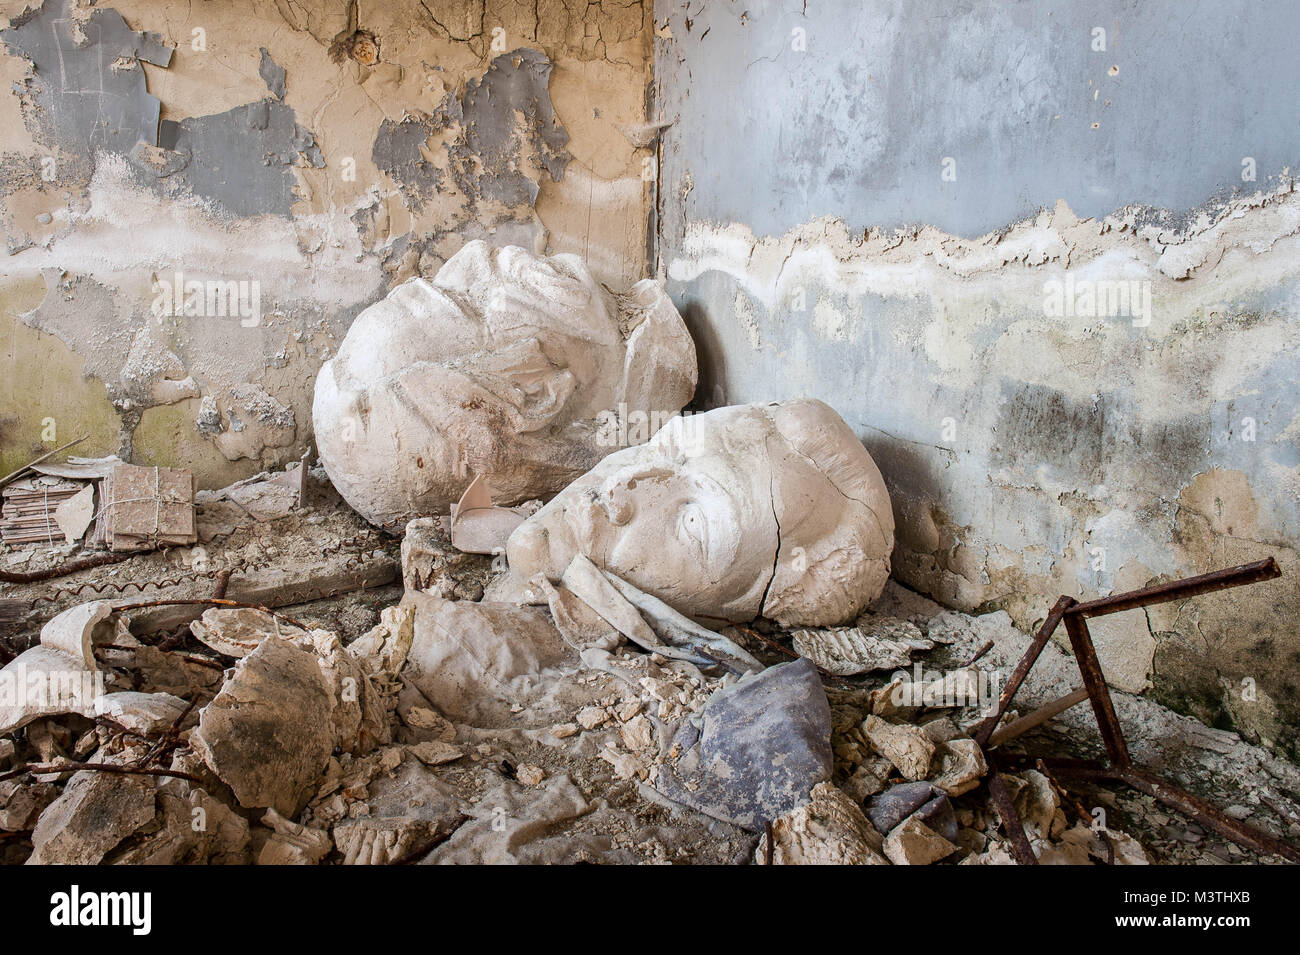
left=655, top=0, right=1300, bottom=752
left=658, top=0, right=1300, bottom=237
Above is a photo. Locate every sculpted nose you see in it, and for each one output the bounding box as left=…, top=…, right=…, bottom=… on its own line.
left=598, top=479, right=637, bottom=526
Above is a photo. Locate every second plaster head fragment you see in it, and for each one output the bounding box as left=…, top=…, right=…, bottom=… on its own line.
left=312, top=241, right=698, bottom=526
left=505, top=399, right=895, bottom=627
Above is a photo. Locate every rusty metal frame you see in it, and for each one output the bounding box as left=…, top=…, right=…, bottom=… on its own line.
left=974, top=557, right=1300, bottom=864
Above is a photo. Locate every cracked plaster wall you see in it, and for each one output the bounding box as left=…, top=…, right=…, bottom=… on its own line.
left=1, top=0, right=656, bottom=487
left=655, top=0, right=1300, bottom=754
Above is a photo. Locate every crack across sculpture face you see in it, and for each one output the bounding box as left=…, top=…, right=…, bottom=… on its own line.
left=313, top=241, right=697, bottom=527
left=504, top=399, right=895, bottom=627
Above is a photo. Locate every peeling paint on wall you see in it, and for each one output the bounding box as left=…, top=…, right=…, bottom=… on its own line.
left=1, top=0, right=657, bottom=489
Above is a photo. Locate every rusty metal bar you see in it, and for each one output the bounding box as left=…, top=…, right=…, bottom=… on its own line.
left=973, top=594, right=1074, bottom=747
left=987, top=767, right=1037, bottom=865
left=1062, top=614, right=1130, bottom=767
left=988, top=687, right=1090, bottom=747
left=1023, top=756, right=1120, bottom=780
left=1120, top=766, right=1300, bottom=864
left=0, top=551, right=134, bottom=584
left=1065, top=557, right=1279, bottom=618
left=977, top=557, right=1299, bottom=864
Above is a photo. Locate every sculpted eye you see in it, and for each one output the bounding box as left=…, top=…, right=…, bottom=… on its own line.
left=676, top=501, right=709, bottom=563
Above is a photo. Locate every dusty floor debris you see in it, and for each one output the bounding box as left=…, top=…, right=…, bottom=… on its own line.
left=4, top=466, right=1297, bottom=865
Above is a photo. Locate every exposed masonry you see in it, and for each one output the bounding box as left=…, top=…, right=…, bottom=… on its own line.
left=664, top=181, right=1300, bottom=755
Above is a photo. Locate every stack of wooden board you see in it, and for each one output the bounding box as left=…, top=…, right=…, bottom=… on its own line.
left=100, top=464, right=196, bottom=551
left=0, top=476, right=91, bottom=545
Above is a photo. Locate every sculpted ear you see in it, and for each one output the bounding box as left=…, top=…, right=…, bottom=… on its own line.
left=763, top=528, right=890, bottom=627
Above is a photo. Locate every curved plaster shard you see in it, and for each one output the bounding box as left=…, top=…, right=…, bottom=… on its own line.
left=313, top=241, right=697, bottom=526
left=505, top=398, right=895, bottom=627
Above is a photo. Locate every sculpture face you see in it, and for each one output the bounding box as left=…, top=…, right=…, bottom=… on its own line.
left=313, top=241, right=697, bottom=526
left=505, top=399, right=895, bottom=627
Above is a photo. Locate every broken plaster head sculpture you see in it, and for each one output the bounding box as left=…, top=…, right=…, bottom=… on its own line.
left=505, top=398, right=895, bottom=627
left=313, top=240, right=697, bottom=526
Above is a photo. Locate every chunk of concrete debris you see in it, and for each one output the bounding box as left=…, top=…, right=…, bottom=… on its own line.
left=1033, top=823, right=1149, bottom=866
left=407, top=740, right=464, bottom=766
left=401, top=705, right=456, bottom=741
left=112, top=783, right=250, bottom=865
left=257, top=808, right=332, bottom=865
left=401, top=592, right=576, bottom=725
left=314, top=240, right=697, bottom=526
left=863, top=714, right=936, bottom=781
left=1011, top=769, right=1065, bottom=840
left=347, top=604, right=414, bottom=674
left=655, top=659, right=832, bottom=830
left=892, top=666, right=984, bottom=708
left=756, top=782, right=888, bottom=865
left=305, top=629, right=390, bottom=755
left=400, top=517, right=493, bottom=600
left=843, top=759, right=892, bottom=802
left=0, top=777, right=58, bottom=830
left=883, top=815, right=959, bottom=866
left=930, top=737, right=988, bottom=796
left=192, top=457, right=305, bottom=531
left=192, top=636, right=335, bottom=816
left=223, top=470, right=301, bottom=521
left=94, top=691, right=189, bottom=735
left=959, top=841, right=1019, bottom=865
left=619, top=714, right=655, bottom=750
left=190, top=606, right=285, bottom=658
left=505, top=399, right=894, bottom=627
left=791, top=616, right=932, bottom=675
left=422, top=772, right=601, bottom=865
left=26, top=770, right=157, bottom=865
left=517, top=764, right=545, bottom=786
left=599, top=744, right=647, bottom=781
